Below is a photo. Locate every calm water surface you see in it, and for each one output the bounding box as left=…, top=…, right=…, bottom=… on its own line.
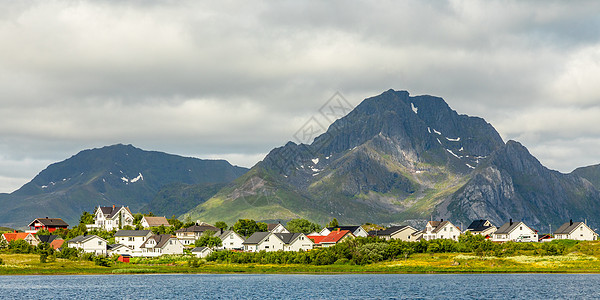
left=0, top=273, right=598, bottom=299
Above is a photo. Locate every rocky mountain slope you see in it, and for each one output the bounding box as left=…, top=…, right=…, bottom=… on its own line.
left=0, top=144, right=247, bottom=228
left=182, top=89, right=600, bottom=231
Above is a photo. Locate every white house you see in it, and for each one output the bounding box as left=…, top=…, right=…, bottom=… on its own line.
left=267, top=223, right=290, bottom=233
left=87, top=205, right=134, bottom=231
left=108, top=244, right=133, bottom=256
left=319, top=226, right=368, bottom=237
left=492, top=220, right=538, bottom=242
left=114, top=230, right=153, bottom=256
left=140, top=234, right=184, bottom=257
left=140, top=216, right=171, bottom=228
left=277, top=233, right=314, bottom=251
left=191, top=247, right=213, bottom=258
left=243, top=232, right=284, bottom=252
left=175, top=223, right=220, bottom=246
left=67, top=235, right=108, bottom=255
left=373, top=225, right=418, bottom=241
left=465, top=220, right=497, bottom=237
left=422, top=220, right=461, bottom=241
left=218, top=230, right=246, bottom=250
left=554, top=220, right=598, bottom=241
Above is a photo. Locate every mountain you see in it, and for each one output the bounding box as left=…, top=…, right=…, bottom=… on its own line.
left=572, top=164, right=600, bottom=189
left=181, top=89, right=600, bottom=231
left=0, top=144, right=248, bottom=228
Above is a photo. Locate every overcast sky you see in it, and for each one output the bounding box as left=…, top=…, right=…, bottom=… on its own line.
left=0, top=0, right=599, bottom=193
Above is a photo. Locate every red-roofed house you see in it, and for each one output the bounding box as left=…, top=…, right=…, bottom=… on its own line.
left=311, top=229, right=354, bottom=247
left=2, top=232, right=40, bottom=246
left=27, top=217, right=69, bottom=233
left=307, top=235, right=327, bottom=245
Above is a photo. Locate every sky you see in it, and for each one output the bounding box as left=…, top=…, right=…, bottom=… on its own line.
left=0, top=0, right=599, bottom=193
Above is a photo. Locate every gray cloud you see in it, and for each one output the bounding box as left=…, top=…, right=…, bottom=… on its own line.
left=0, top=0, right=599, bottom=192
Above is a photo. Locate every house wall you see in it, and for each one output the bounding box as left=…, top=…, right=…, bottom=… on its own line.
left=257, top=234, right=284, bottom=252
left=221, top=232, right=245, bottom=250
left=194, top=249, right=212, bottom=258
left=390, top=228, right=418, bottom=242
left=161, top=238, right=184, bottom=255
left=270, top=224, right=290, bottom=233
left=556, top=224, right=597, bottom=241
left=69, top=237, right=107, bottom=255
left=493, top=223, right=538, bottom=242
left=94, top=208, right=134, bottom=231
left=109, top=246, right=133, bottom=256
left=284, top=235, right=313, bottom=251
left=353, top=227, right=368, bottom=238
left=116, top=233, right=152, bottom=253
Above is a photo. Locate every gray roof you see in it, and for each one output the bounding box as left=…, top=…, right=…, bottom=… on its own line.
left=98, top=206, right=132, bottom=219
left=218, top=230, right=246, bottom=241
left=327, top=226, right=362, bottom=233
left=29, top=218, right=69, bottom=227
left=431, top=221, right=459, bottom=233
left=176, top=225, right=219, bottom=233
left=140, top=234, right=175, bottom=249
left=68, top=235, right=104, bottom=244
left=554, top=221, right=587, bottom=235
left=466, top=220, right=495, bottom=232
left=108, top=243, right=129, bottom=250
left=115, top=230, right=152, bottom=237
left=376, top=225, right=414, bottom=236
left=242, top=232, right=271, bottom=245
left=495, top=221, right=527, bottom=235
left=273, top=233, right=303, bottom=244
left=37, top=235, right=62, bottom=244
left=191, top=247, right=211, bottom=253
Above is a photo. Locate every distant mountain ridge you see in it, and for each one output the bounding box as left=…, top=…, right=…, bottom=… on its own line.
left=181, top=89, right=600, bottom=231
left=0, top=144, right=247, bottom=228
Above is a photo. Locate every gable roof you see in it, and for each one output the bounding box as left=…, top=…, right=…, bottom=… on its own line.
left=115, top=230, right=152, bottom=237
left=554, top=221, right=595, bottom=235
left=431, top=221, right=459, bottom=233
left=142, top=216, right=171, bottom=227
left=97, top=206, right=132, bottom=219
left=108, top=243, right=130, bottom=250
left=321, top=230, right=353, bottom=244
left=218, top=230, right=245, bottom=241
left=307, top=235, right=327, bottom=244
left=376, top=225, right=415, bottom=236
left=466, top=220, right=495, bottom=232
left=37, top=235, right=62, bottom=244
left=326, top=226, right=362, bottom=233
left=273, top=233, right=304, bottom=244
left=495, top=221, right=530, bottom=235
left=2, top=232, right=35, bottom=242
left=176, top=224, right=219, bottom=233
left=68, top=235, right=107, bottom=244
left=140, top=234, right=176, bottom=249
left=191, top=246, right=212, bottom=253
left=50, top=239, right=64, bottom=250
left=242, top=232, right=272, bottom=245
left=28, top=218, right=69, bottom=227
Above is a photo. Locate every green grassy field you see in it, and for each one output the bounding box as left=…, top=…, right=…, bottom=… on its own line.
left=2, top=252, right=600, bottom=275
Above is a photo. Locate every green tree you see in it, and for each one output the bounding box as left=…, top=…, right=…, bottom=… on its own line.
left=233, top=219, right=264, bottom=237
left=168, top=216, right=183, bottom=230
left=133, top=213, right=144, bottom=225
left=215, top=221, right=228, bottom=231
left=194, top=231, right=222, bottom=248
left=327, top=218, right=339, bottom=228
left=79, top=211, right=95, bottom=225
left=287, top=219, right=320, bottom=234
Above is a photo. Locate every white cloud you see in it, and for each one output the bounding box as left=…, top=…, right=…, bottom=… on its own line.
left=0, top=0, right=599, bottom=191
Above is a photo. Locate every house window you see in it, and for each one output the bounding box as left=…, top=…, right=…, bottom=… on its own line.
left=450, top=227, right=453, bottom=232
left=520, top=227, right=522, bottom=230
left=230, top=235, right=234, bottom=239
left=128, top=237, right=133, bottom=241
left=98, top=241, right=102, bottom=246
left=444, top=228, right=447, bottom=231
left=265, top=246, right=269, bottom=249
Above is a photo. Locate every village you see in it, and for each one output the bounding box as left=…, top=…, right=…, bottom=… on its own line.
left=2, top=205, right=598, bottom=261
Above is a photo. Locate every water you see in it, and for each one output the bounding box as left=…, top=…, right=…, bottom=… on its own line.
left=0, top=273, right=598, bottom=299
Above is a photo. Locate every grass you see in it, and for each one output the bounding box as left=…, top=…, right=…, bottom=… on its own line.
left=4, top=251, right=600, bottom=275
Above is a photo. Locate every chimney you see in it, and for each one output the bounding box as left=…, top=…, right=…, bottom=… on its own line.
left=510, top=219, right=513, bottom=226
left=113, top=204, right=115, bottom=209
left=441, top=219, right=443, bottom=222
left=570, top=219, right=573, bottom=226
left=46, top=216, right=48, bottom=219
left=337, top=228, right=340, bottom=232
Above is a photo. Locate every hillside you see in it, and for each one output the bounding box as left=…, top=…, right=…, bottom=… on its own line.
left=181, top=89, right=600, bottom=231
left=0, top=144, right=247, bottom=228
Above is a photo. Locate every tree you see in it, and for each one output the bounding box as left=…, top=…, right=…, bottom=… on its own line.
left=287, top=219, right=320, bottom=234
left=133, top=213, right=144, bottom=225
left=327, top=218, right=339, bottom=228
left=194, top=231, right=222, bottom=248
left=79, top=211, right=94, bottom=225
left=215, top=221, right=228, bottom=231
left=233, top=219, right=264, bottom=237
left=168, top=216, right=183, bottom=230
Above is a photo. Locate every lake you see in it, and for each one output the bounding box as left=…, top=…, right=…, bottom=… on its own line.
left=0, top=273, right=597, bottom=299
